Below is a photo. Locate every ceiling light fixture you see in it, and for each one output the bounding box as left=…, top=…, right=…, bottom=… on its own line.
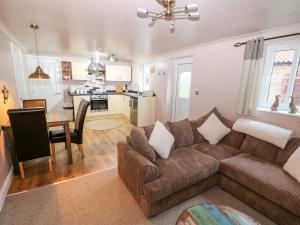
left=28, top=23, right=50, bottom=79
left=137, top=0, right=200, bottom=33
left=108, top=54, right=118, bottom=62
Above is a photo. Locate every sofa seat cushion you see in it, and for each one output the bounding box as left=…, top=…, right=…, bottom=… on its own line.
left=193, top=143, right=240, bottom=161
left=220, top=153, right=300, bottom=216
left=143, top=147, right=219, bottom=203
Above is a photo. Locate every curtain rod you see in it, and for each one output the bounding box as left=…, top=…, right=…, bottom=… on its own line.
left=233, top=32, right=300, bottom=47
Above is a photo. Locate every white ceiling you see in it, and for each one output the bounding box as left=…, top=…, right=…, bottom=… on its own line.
left=1, top=0, right=300, bottom=59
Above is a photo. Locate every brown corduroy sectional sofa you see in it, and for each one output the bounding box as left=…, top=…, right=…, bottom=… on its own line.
left=117, top=108, right=300, bottom=225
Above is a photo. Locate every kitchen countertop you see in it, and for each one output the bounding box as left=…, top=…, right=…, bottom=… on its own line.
left=68, top=90, right=141, bottom=99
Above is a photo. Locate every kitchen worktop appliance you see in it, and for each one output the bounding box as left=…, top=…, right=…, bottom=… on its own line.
left=90, top=95, right=108, bottom=112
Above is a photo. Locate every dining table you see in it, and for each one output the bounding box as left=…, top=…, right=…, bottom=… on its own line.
left=46, top=112, right=73, bottom=164
left=2, top=111, right=73, bottom=175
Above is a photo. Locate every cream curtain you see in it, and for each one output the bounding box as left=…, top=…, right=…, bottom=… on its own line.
left=237, top=37, right=264, bottom=116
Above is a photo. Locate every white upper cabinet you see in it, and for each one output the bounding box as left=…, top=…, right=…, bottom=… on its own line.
left=106, top=64, right=132, bottom=82
left=72, top=61, right=89, bottom=80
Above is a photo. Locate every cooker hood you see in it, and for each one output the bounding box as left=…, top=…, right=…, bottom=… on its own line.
left=88, top=56, right=105, bottom=73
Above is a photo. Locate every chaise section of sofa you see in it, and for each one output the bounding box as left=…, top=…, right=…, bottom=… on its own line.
left=218, top=135, right=300, bottom=225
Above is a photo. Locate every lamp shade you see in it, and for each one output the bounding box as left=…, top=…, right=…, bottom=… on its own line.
left=28, top=66, right=50, bottom=79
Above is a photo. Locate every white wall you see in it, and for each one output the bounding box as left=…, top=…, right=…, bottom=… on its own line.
left=0, top=23, right=21, bottom=193
left=132, top=23, right=300, bottom=136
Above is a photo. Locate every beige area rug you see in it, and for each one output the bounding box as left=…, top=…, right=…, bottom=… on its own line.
left=84, top=119, right=123, bottom=131
left=0, top=168, right=275, bottom=225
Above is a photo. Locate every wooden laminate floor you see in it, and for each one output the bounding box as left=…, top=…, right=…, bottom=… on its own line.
left=8, top=116, right=134, bottom=194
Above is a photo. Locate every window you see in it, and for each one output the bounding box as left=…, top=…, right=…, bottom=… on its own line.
left=178, top=71, right=191, bottom=98
left=259, top=43, right=300, bottom=111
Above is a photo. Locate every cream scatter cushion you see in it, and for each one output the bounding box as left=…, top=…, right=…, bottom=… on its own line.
left=197, top=113, right=231, bottom=145
left=284, top=146, right=300, bottom=183
left=149, top=121, right=175, bottom=159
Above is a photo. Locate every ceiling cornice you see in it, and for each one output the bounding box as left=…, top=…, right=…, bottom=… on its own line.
left=0, top=19, right=26, bottom=52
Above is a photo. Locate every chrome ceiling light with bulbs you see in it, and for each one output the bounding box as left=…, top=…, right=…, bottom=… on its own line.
left=28, top=23, right=50, bottom=79
left=137, top=0, right=200, bottom=33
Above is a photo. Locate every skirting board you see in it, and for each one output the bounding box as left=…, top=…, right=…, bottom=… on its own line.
left=0, top=167, right=13, bottom=212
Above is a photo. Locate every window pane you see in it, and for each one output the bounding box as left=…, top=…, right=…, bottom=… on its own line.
left=292, top=58, right=300, bottom=105
left=267, top=49, right=294, bottom=103
left=179, top=72, right=191, bottom=98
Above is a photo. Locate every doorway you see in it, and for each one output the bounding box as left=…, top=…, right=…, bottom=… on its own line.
left=173, top=57, right=193, bottom=121
left=11, top=42, right=27, bottom=106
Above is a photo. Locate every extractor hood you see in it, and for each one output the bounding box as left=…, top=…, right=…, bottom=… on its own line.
left=88, top=56, right=105, bottom=73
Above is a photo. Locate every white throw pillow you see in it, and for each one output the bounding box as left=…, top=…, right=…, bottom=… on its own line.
left=149, top=121, right=175, bottom=159
left=197, top=113, right=231, bottom=145
left=283, top=146, right=300, bottom=183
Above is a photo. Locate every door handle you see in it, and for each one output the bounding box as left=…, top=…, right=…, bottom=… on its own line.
left=129, top=100, right=132, bottom=107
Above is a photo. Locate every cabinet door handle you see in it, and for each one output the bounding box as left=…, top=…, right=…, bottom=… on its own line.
left=129, top=100, right=132, bottom=107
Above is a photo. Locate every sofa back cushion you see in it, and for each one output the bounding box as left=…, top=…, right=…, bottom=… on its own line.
left=143, top=125, right=154, bottom=140
left=166, top=119, right=194, bottom=149
left=129, top=128, right=156, bottom=163
left=275, top=137, right=300, bottom=167
left=190, top=107, right=245, bottom=149
left=240, top=135, right=279, bottom=162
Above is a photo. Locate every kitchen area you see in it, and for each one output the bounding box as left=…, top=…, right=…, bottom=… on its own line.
left=61, top=55, right=156, bottom=129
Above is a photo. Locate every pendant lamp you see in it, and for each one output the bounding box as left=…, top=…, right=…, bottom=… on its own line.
left=28, top=24, right=50, bottom=79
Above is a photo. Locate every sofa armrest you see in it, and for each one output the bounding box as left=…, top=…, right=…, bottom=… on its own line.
left=117, top=142, right=160, bottom=201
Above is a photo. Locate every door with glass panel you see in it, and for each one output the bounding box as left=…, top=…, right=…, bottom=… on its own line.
left=173, top=58, right=193, bottom=121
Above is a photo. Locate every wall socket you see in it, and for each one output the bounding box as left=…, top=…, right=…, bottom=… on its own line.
left=195, top=91, right=199, bottom=95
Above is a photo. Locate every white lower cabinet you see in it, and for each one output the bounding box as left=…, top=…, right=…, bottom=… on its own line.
left=120, top=95, right=130, bottom=119
left=108, top=95, right=121, bottom=114
left=108, top=95, right=130, bottom=119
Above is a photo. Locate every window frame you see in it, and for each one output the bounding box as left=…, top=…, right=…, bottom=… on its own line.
left=259, top=43, right=300, bottom=111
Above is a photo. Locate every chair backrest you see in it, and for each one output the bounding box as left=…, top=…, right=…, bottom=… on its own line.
left=23, top=99, right=47, bottom=112
left=75, top=100, right=90, bottom=140
left=7, top=108, right=51, bottom=162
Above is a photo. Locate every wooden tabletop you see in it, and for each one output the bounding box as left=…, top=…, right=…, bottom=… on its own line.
left=46, top=112, right=69, bottom=124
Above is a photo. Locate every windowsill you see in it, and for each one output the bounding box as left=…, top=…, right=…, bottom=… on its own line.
left=257, top=107, right=300, bottom=118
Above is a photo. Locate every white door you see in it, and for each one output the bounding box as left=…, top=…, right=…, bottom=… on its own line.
left=173, top=58, right=193, bottom=121
left=10, top=42, right=27, bottom=106
left=27, top=55, right=64, bottom=112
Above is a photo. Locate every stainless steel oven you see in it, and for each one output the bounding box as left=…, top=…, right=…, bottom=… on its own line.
left=90, top=95, right=108, bottom=111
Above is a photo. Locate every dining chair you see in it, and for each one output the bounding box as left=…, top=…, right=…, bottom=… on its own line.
left=7, top=108, right=52, bottom=179
left=49, top=99, right=90, bottom=159
left=23, top=99, right=47, bottom=112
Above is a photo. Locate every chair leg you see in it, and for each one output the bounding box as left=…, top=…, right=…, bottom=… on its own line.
left=18, top=162, right=25, bottom=179
left=78, top=144, right=84, bottom=158
left=51, top=143, right=56, bottom=162
left=48, top=157, right=52, bottom=172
